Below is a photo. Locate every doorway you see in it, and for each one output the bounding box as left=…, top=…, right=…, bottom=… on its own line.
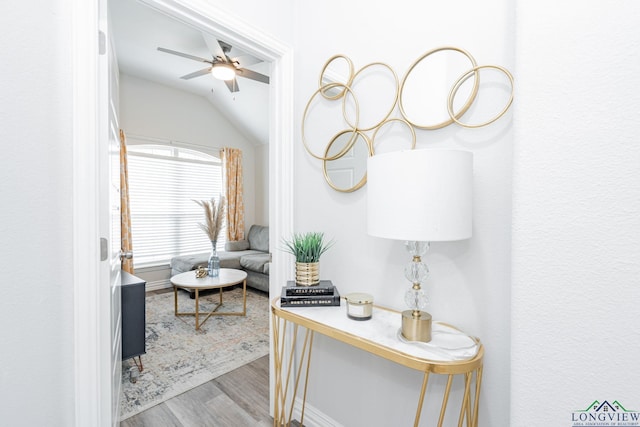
left=74, top=0, right=294, bottom=424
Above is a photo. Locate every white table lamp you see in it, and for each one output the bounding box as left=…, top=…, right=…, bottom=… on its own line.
left=367, top=149, right=472, bottom=342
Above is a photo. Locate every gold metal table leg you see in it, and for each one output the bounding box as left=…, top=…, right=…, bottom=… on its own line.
left=458, top=372, right=473, bottom=427
left=174, top=285, right=178, bottom=315
left=132, top=356, right=143, bottom=372
left=472, top=367, right=483, bottom=427
left=299, top=331, right=314, bottom=426
left=242, top=279, right=247, bottom=315
left=438, top=374, right=454, bottom=427
left=174, top=285, right=245, bottom=330
left=195, top=289, right=200, bottom=329
left=414, top=371, right=430, bottom=427
left=271, top=314, right=315, bottom=427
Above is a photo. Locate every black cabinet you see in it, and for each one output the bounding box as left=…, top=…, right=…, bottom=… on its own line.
left=121, top=271, right=146, bottom=363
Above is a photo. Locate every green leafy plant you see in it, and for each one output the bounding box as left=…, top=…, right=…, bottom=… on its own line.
left=281, top=232, right=334, bottom=263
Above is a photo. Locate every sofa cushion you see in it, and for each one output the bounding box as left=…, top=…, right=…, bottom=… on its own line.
left=247, top=225, right=269, bottom=252
left=170, top=253, right=209, bottom=273
left=240, top=253, right=271, bottom=275
left=170, top=249, right=263, bottom=272
left=225, top=240, right=250, bottom=251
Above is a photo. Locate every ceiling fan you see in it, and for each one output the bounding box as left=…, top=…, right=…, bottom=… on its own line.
left=157, top=35, right=269, bottom=93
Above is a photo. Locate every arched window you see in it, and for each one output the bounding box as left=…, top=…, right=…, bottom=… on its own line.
left=127, top=144, right=226, bottom=267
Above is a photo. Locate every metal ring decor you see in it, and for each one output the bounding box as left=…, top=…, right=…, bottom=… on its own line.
left=399, top=46, right=480, bottom=130
left=303, top=49, right=514, bottom=193
left=319, top=54, right=355, bottom=101
left=447, top=65, right=515, bottom=128
left=322, top=130, right=373, bottom=193
left=370, top=118, right=416, bottom=155
left=301, top=82, right=360, bottom=161
left=342, top=62, right=399, bottom=132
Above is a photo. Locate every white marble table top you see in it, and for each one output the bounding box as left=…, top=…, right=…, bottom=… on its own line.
left=275, top=299, right=479, bottom=363
left=170, top=268, right=247, bottom=289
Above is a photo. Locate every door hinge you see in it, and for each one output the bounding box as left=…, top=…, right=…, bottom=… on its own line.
left=98, top=30, right=106, bottom=55
left=100, top=237, right=108, bottom=261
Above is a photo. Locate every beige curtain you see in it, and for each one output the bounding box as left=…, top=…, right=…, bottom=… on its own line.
left=120, top=129, right=134, bottom=274
left=221, top=147, right=245, bottom=241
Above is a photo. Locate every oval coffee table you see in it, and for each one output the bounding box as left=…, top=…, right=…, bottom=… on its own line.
left=170, top=268, right=248, bottom=330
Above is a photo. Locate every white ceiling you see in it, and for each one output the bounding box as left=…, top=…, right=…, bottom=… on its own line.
left=109, top=0, right=270, bottom=145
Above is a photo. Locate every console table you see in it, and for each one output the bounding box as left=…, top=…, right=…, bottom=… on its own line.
left=271, top=298, right=484, bottom=427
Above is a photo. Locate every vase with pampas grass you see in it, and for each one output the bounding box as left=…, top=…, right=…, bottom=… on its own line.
left=194, top=196, right=226, bottom=277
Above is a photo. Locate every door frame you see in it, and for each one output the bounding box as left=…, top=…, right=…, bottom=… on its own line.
left=72, top=0, right=294, bottom=423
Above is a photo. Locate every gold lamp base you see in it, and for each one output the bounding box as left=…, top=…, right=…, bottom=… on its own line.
left=402, top=310, right=432, bottom=342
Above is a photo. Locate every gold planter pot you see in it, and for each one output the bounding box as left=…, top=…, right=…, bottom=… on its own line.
left=295, top=262, right=320, bottom=286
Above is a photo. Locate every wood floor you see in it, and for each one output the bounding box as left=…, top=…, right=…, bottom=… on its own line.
left=121, top=354, right=272, bottom=427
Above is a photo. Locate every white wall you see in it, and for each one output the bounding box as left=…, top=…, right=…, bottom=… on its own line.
left=0, top=1, right=76, bottom=425
left=291, top=1, right=514, bottom=425
left=119, top=74, right=258, bottom=231
left=512, top=1, right=640, bottom=424
left=255, top=143, right=270, bottom=226
left=3, top=1, right=638, bottom=426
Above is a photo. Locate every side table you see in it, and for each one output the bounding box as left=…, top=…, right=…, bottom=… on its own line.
left=121, top=271, right=146, bottom=372
left=271, top=298, right=484, bottom=427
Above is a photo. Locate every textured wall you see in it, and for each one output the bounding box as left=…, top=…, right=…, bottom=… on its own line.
left=291, top=1, right=514, bottom=425
left=0, top=1, right=76, bottom=425
left=512, top=1, right=640, bottom=424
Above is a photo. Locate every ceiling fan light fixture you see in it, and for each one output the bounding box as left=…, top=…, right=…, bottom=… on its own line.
left=211, top=64, right=236, bottom=81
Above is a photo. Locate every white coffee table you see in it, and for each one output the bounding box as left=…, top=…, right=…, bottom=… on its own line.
left=171, top=268, right=248, bottom=330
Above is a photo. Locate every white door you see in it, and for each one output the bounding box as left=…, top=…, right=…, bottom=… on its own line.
left=99, top=0, right=123, bottom=424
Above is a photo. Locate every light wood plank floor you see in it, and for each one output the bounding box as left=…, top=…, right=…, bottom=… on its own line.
left=121, top=354, right=272, bottom=427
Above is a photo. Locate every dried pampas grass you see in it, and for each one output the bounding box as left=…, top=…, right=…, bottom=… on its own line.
left=194, top=196, right=226, bottom=242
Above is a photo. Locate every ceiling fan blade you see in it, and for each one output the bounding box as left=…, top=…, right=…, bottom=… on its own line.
left=231, top=54, right=262, bottom=68
left=236, top=68, right=270, bottom=84
left=202, top=33, right=228, bottom=62
left=157, top=47, right=212, bottom=64
left=180, top=67, right=213, bottom=80
left=224, top=78, right=240, bottom=93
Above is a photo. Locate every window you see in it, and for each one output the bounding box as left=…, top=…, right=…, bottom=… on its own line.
left=127, top=144, right=226, bottom=267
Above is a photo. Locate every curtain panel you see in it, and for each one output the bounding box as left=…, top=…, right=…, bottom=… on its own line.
left=221, top=147, right=245, bottom=241
left=120, top=129, right=134, bottom=273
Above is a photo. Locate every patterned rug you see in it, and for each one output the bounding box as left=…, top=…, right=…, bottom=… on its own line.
left=119, top=286, right=270, bottom=420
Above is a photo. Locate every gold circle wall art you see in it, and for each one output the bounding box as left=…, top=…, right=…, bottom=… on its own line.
left=319, top=54, right=355, bottom=101
left=322, top=130, right=373, bottom=193
left=370, top=118, right=416, bottom=155
left=342, top=62, right=399, bottom=132
left=398, top=46, right=480, bottom=131
left=302, top=47, right=515, bottom=193
left=301, top=81, right=361, bottom=161
left=447, top=65, right=515, bottom=128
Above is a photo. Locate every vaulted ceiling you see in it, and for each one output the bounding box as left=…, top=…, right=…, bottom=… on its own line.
left=109, top=0, right=270, bottom=145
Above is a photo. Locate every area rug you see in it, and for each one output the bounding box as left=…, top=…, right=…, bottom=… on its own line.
left=119, top=286, right=270, bottom=420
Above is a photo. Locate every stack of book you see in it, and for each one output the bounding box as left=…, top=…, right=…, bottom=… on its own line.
left=280, top=280, right=341, bottom=307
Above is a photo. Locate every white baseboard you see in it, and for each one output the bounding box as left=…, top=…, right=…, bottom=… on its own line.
left=145, top=279, right=171, bottom=292
left=293, top=397, right=343, bottom=427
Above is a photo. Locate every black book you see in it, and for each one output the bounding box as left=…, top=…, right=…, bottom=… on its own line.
left=285, top=280, right=335, bottom=296
left=280, top=286, right=341, bottom=307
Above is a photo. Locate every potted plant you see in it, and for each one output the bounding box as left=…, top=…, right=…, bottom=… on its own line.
left=282, top=232, right=334, bottom=286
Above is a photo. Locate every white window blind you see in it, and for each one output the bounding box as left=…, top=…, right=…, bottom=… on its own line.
left=127, top=144, right=226, bottom=267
